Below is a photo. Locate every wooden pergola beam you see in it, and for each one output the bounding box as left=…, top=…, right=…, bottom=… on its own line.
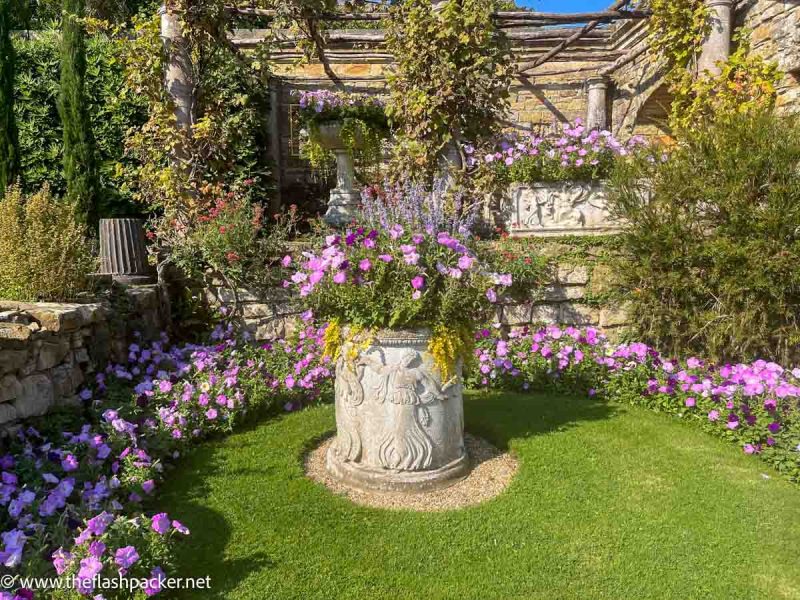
left=516, top=0, right=635, bottom=74
left=225, top=6, right=650, bottom=25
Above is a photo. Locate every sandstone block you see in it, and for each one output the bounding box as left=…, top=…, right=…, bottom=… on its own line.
left=14, top=374, right=54, bottom=419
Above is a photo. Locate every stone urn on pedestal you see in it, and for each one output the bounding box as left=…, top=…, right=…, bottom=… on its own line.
left=316, top=122, right=363, bottom=227
left=326, top=329, right=469, bottom=492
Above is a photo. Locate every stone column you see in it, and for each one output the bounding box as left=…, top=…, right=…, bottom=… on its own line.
left=586, top=77, right=610, bottom=131
left=159, top=4, right=194, bottom=142
left=697, top=0, right=734, bottom=76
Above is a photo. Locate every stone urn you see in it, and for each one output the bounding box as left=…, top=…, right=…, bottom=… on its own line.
left=326, top=329, right=469, bottom=492
left=316, top=121, right=363, bottom=227
left=99, top=218, right=155, bottom=285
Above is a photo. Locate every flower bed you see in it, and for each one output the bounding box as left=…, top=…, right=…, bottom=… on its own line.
left=480, top=119, right=649, bottom=184
left=2, top=316, right=799, bottom=597
left=0, top=320, right=331, bottom=599
left=469, top=325, right=800, bottom=482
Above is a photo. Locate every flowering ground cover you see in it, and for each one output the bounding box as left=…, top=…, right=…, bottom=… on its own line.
left=154, top=392, right=800, bottom=599
left=2, top=318, right=800, bottom=598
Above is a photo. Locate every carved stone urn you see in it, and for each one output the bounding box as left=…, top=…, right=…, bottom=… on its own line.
left=316, top=121, right=363, bottom=228
left=326, top=329, right=469, bottom=492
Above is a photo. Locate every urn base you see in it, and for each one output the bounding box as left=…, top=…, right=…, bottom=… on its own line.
left=326, top=444, right=470, bottom=493
left=324, top=189, right=361, bottom=227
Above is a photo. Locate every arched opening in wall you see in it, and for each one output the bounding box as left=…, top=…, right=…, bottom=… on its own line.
left=633, top=84, right=674, bottom=142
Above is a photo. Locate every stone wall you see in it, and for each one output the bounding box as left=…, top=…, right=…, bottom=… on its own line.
left=739, top=0, right=800, bottom=111
left=496, top=237, right=630, bottom=340
left=0, top=286, right=166, bottom=431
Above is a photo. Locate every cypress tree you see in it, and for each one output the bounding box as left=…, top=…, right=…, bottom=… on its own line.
left=0, top=0, right=19, bottom=193
left=60, top=0, right=99, bottom=227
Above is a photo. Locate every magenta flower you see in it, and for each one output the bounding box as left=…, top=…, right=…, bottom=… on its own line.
left=281, top=255, right=292, bottom=267
left=146, top=566, right=166, bottom=596
left=61, top=454, right=79, bottom=472
left=172, top=520, right=190, bottom=535
left=359, top=259, right=372, bottom=272
left=333, top=271, right=347, bottom=284
left=115, top=545, right=140, bottom=569
left=378, top=254, right=393, bottom=263
left=151, top=513, right=171, bottom=535
left=285, top=375, right=295, bottom=389
left=205, top=408, right=218, bottom=420
left=708, top=410, right=720, bottom=422
left=411, top=276, right=425, bottom=290
left=684, top=397, right=696, bottom=408
left=486, top=288, right=497, bottom=303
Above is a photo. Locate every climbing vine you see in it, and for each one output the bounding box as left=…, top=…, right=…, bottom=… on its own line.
left=647, top=0, right=781, bottom=131
left=385, top=0, right=514, bottom=182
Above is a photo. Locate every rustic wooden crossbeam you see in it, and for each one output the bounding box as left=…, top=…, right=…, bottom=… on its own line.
left=225, top=6, right=650, bottom=25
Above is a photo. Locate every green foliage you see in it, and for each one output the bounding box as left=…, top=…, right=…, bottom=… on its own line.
left=119, top=10, right=272, bottom=224
left=648, top=0, right=709, bottom=71
left=648, top=1, right=781, bottom=130
left=607, top=111, right=800, bottom=363
left=0, top=0, right=19, bottom=192
left=385, top=0, right=514, bottom=181
left=166, top=183, right=299, bottom=296
left=669, top=35, right=781, bottom=131
left=296, top=92, right=389, bottom=180
left=14, top=31, right=147, bottom=216
left=60, top=0, right=100, bottom=227
left=0, top=185, right=96, bottom=301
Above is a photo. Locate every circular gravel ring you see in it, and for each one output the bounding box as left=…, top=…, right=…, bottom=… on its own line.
left=305, top=434, right=519, bottom=512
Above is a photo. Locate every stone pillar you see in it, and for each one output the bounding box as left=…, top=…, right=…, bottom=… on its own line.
left=586, top=77, right=610, bottom=131
left=697, top=0, right=734, bottom=76
left=99, top=219, right=154, bottom=285
left=159, top=4, right=194, bottom=138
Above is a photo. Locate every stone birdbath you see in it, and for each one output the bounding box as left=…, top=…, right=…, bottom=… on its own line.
left=326, top=329, right=469, bottom=493
left=316, top=122, right=363, bottom=227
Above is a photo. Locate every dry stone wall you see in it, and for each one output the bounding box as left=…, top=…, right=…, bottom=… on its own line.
left=0, top=286, right=166, bottom=431
left=495, top=237, right=631, bottom=340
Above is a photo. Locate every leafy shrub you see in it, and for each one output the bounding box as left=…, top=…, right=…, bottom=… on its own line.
left=0, top=185, right=96, bottom=301
left=164, top=183, right=299, bottom=297
left=607, top=111, right=800, bottom=363
left=14, top=31, right=147, bottom=217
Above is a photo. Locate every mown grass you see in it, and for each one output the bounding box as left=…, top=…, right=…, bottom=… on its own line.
left=154, top=392, right=800, bottom=599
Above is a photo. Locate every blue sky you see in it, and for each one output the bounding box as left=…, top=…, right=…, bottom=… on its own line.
left=517, top=0, right=610, bottom=11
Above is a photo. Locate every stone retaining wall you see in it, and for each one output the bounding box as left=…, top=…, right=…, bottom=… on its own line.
left=495, top=237, right=631, bottom=339
left=0, top=286, right=166, bottom=430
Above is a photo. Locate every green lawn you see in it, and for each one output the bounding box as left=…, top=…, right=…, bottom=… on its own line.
left=154, top=392, right=800, bottom=600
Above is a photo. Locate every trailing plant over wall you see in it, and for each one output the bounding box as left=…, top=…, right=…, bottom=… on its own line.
left=295, top=89, right=389, bottom=180
left=60, top=0, right=100, bottom=227
left=385, top=0, right=514, bottom=182
left=647, top=0, right=781, bottom=129
left=607, top=111, right=800, bottom=363
left=669, top=35, right=781, bottom=130
left=0, top=0, right=19, bottom=193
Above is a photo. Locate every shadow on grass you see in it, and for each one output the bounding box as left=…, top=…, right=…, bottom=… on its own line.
left=151, top=437, right=280, bottom=599
left=464, top=391, right=617, bottom=450
left=155, top=391, right=616, bottom=597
